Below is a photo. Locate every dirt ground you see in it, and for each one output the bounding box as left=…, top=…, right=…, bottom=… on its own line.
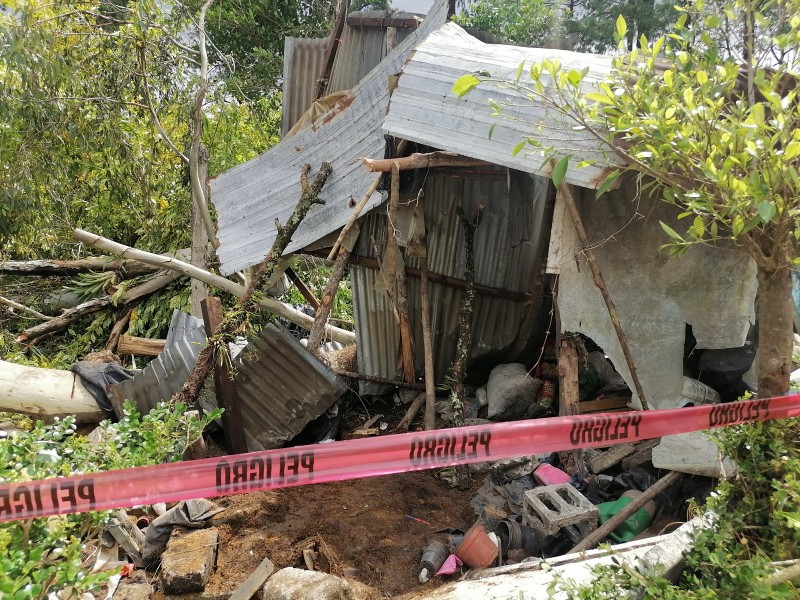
left=145, top=396, right=483, bottom=599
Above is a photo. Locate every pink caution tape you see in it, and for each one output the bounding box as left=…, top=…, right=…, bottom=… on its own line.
left=0, top=394, right=798, bottom=522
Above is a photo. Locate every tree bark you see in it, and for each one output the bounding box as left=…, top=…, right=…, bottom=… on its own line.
left=0, top=359, right=105, bottom=423
left=0, top=254, right=185, bottom=277
left=420, top=255, right=437, bottom=431
left=307, top=249, right=350, bottom=355
left=396, top=392, right=426, bottom=432
left=389, top=162, right=416, bottom=383
left=173, top=163, right=333, bottom=406
left=117, top=335, right=166, bottom=356
left=756, top=264, right=793, bottom=397
left=190, top=144, right=210, bottom=316
left=361, top=151, right=490, bottom=172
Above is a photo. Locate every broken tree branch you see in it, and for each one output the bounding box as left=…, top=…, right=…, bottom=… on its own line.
left=361, top=151, right=490, bottom=172
left=332, top=370, right=425, bottom=390
left=556, top=179, right=649, bottom=411
left=173, top=163, right=333, bottom=406
left=420, top=253, right=437, bottom=431
left=396, top=392, right=426, bottom=432
left=105, top=304, right=137, bottom=353
left=568, top=471, right=682, bottom=553
left=286, top=266, right=321, bottom=312
left=326, top=139, right=408, bottom=260
left=307, top=249, right=350, bottom=355
left=0, top=252, right=189, bottom=277
left=16, top=270, right=181, bottom=344
left=117, top=335, right=166, bottom=356
left=0, top=295, right=53, bottom=321
left=390, top=162, right=416, bottom=383
left=72, top=228, right=354, bottom=344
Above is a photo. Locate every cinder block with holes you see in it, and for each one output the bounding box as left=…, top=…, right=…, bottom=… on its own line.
left=523, top=483, right=599, bottom=536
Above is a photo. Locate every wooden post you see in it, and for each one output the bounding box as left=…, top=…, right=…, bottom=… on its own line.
left=557, top=179, right=649, bottom=411
left=306, top=250, right=350, bottom=355
left=201, top=297, right=247, bottom=454
left=558, top=336, right=580, bottom=417
left=421, top=255, right=437, bottom=431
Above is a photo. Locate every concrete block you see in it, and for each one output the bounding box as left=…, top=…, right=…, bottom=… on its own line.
left=523, top=484, right=598, bottom=536
left=261, top=568, right=354, bottom=600
left=113, top=582, right=154, bottom=600
left=652, top=431, right=737, bottom=478
left=160, top=527, right=219, bottom=594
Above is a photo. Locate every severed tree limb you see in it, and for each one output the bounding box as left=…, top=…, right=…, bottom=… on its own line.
left=327, top=139, right=408, bottom=260
left=286, top=266, right=321, bottom=312
left=0, top=295, right=53, bottom=321
left=361, top=151, right=490, bottom=173
left=333, top=370, right=425, bottom=391
left=556, top=179, right=649, bottom=411
left=73, top=228, right=354, bottom=344
left=449, top=205, right=483, bottom=490
left=105, top=304, right=137, bottom=353
left=190, top=144, right=211, bottom=316
left=15, top=270, right=181, bottom=344
left=0, top=252, right=188, bottom=277
left=306, top=249, right=351, bottom=355
left=389, top=162, right=416, bottom=383
left=396, top=392, right=426, bottom=432
left=420, top=254, right=437, bottom=431
left=173, top=163, right=333, bottom=406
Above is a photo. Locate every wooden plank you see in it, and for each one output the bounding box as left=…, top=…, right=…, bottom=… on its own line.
left=228, top=557, right=275, bottom=600
left=286, top=266, right=321, bottom=312
left=578, top=395, right=631, bottom=414
left=589, top=443, right=637, bottom=474
left=117, top=335, right=166, bottom=357
left=201, top=297, right=248, bottom=455
left=557, top=337, right=579, bottom=417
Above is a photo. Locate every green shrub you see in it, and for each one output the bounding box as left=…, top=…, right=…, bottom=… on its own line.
left=0, top=401, right=220, bottom=599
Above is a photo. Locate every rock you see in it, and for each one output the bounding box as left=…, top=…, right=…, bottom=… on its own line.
left=486, top=364, right=541, bottom=421
left=261, top=568, right=354, bottom=600
left=160, top=527, right=219, bottom=594
left=652, top=431, right=737, bottom=478
left=113, top=582, right=154, bottom=600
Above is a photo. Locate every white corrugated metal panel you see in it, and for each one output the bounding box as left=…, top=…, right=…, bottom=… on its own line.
left=383, top=23, right=625, bottom=189
left=352, top=169, right=551, bottom=394
left=210, top=0, right=449, bottom=275
left=109, top=310, right=206, bottom=414
left=281, top=37, right=328, bottom=137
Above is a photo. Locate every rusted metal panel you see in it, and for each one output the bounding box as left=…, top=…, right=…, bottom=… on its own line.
left=281, top=37, right=328, bottom=137
left=109, top=310, right=206, bottom=414
left=210, top=1, right=449, bottom=275
left=382, top=23, right=625, bottom=189
left=234, top=324, right=347, bottom=451
left=351, top=169, right=550, bottom=394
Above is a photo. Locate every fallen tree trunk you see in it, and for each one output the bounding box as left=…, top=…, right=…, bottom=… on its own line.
left=117, top=335, right=166, bottom=356
left=0, top=250, right=189, bottom=277
left=0, top=359, right=105, bottom=423
left=73, top=228, right=354, bottom=345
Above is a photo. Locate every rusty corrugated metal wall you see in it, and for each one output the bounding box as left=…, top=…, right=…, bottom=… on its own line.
left=351, top=168, right=552, bottom=394
left=281, top=37, right=328, bottom=137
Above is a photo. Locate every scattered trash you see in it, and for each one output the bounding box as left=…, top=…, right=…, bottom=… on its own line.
left=435, top=554, right=463, bottom=576
left=454, top=522, right=498, bottom=569
left=419, top=540, right=449, bottom=582
left=597, top=490, right=657, bottom=543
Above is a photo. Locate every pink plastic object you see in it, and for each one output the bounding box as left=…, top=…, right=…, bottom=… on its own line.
left=533, top=463, right=571, bottom=486
left=435, top=554, right=463, bottom=576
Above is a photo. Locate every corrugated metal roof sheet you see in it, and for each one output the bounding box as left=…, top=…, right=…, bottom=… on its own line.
left=351, top=168, right=551, bottom=394
left=234, top=324, right=347, bottom=450
left=109, top=310, right=206, bottom=414
left=281, top=37, right=328, bottom=137
left=382, top=23, right=625, bottom=189
left=324, top=19, right=416, bottom=95
left=210, top=1, right=450, bottom=275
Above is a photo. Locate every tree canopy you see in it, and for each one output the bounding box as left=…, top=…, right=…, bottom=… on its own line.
left=451, top=0, right=562, bottom=47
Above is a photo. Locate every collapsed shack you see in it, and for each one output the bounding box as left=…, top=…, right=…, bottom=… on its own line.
left=0, top=0, right=768, bottom=597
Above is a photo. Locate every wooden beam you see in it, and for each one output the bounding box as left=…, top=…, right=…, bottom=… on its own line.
left=286, top=266, right=321, bottom=312
left=117, top=335, right=166, bottom=357
left=361, top=151, right=490, bottom=173
left=558, top=337, right=580, bottom=417
left=346, top=11, right=422, bottom=29
left=201, top=297, right=248, bottom=455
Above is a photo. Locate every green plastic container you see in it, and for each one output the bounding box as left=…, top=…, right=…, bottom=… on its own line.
left=597, top=491, right=656, bottom=543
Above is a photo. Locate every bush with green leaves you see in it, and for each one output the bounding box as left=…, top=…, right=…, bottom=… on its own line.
left=0, top=401, right=220, bottom=599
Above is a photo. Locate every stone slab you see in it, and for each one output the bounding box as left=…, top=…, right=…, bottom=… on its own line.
left=652, top=431, right=737, bottom=478
left=160, top=527, right=219, bottom=594
left=261, top=568, right=354, bottom=600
